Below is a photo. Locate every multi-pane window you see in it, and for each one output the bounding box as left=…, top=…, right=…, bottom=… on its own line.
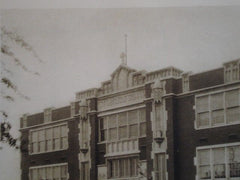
left=108, top=157, right=138, bottom=179
left=30, top=124, right=68, bottom=154
left=109, top=114, right=118, bottom=141
left=29, top=163, right=68, bottom=180
left=155, top=153, right=166, bottom=180
left=196, top=88, right=240, bottom=129
left=99, top=108, right=146, bottom=142
left=197, top=144, right=240, bottom=180
left=99, top=117, right=107, bottom=142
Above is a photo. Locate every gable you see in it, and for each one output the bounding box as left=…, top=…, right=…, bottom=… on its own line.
left=111, top=65, right=136, bottom=91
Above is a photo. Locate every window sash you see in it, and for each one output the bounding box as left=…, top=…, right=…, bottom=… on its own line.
left=99, top=108, right=146, bottom=142
left=30, top=164, right=68, bottom=180
left=155, top=153, right=166, bottom=180
left=108, top=157, right=138, bottom=178
left=196, top=88, right=240, bottom=129
left=197, top=145, right=240, bottom=179
left=30, top=124, right=68, bottom=154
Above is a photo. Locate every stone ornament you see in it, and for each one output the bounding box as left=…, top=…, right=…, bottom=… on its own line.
left=79, top=99, right=88, bottom=120
left=152, top=79, right=164, bottom=103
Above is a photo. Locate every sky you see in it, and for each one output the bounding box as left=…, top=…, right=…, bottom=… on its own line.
left=1, top=4, right=240, bottom=180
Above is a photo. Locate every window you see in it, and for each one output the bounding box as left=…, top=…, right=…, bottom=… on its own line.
left=196, top=88, right=240, bottom=129
left=196, top=143, right=240, bottom=180
left=129, top=110, right=138, bottom=138
left=29, top=163, right=68, bottom=180
left=98, top=108, right=146, bottom=142
left=108, top=157, right=138, bottom=179
left=109, top=114, right=117, bottom=141
left=30, top=124, right=68, bottom=154
left=139, top=108, right=146, bottom=136
left=99, top=117, right=107, bottom=141
left=81, top=162, right=89, bottom=180
left=155, top=153, right=166, bottom=180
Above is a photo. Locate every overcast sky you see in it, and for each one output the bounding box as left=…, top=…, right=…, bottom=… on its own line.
left=1, top=5, right=240, bottom=180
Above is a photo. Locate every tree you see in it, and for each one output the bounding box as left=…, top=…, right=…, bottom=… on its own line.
left=0, top=26, right=42, bottom=149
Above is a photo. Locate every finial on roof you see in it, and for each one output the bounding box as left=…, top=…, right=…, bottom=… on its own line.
left=120, top=52, right=127, bottom=65
left=120, top=34, right=128, bottom=65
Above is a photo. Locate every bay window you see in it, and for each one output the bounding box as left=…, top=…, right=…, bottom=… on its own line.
left=98, top=108, right=146, bottom=142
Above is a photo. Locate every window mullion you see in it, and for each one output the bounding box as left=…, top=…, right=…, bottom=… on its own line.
left=225, top=147, right=229, bottom=179
left=138, top=109, right=140, bottom=137
left=127, top=112, right=129, bottom=138
left=107, top=116, right=109, bottom=141
left=210, top=148, right=213, bottom=180
left=209, top=95, right=211, bottom=127
left=52, top=127, right=54, bottom=151
left=223, top=92, right=227, bottom=125
left=117, top=115, right=119, bottom=140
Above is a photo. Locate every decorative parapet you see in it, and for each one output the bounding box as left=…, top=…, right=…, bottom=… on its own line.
left=181, top=71, right=192, bottom=93
left=131, top=70, right=146, bottom=86
left=223, top=59, right=240, bottom=83
left=100, top=80, right=112, bottom=95
left=151, top=79, right=165, bottom=103
left=76, top=88, right=98, bottom=101
left=43, top=107, right=54, bottom=123
left=21, top=113, right=29, bottom=128
left=70, top=102, right=75, bottom=117
left=98, top=88, right=145, bottom=111
left=146, top=66, right=183, bottom=82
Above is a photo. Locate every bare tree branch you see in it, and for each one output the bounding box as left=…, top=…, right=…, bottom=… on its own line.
left=1, top=26, right=43, bottom=63
left=1, top=77, right=30, bottom=100
left=1, top=45, right=40, bottom=76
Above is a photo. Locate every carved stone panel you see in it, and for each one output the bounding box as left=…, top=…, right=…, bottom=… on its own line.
left=98, top=89, right=145, bottom=111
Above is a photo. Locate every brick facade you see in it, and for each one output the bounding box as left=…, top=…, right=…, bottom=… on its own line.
left=20, top=59, right=240, bottom=180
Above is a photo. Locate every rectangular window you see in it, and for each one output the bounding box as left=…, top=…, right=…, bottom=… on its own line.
left=38, top=130, right=45, bottom=152
left=109, top=128, right=117, bottom=140
left=99, top=108, right=146, bottom=142
left=30, top=163, right=68, bottom=180
left=129, top=124, right=138, bottom=138
left=108, top=157, right=138, bottom=178
left=53, top=126, right=60, bottom=150
left=30, top=124, right=68, bottom=154
left=60, top=125, right=68, bottom=149
left=31, top=131, right=38, bottom=153
left=197, top=143, right=240, bottom=180
left=81, top=162, right=89, bottom=180
left=128, top=110, right=138, bottom=124
left=196, top=88, right=240, bottom=129
left=155, top=153, right=166, bottom=180
left=46, top=128, right=53, bottom=151
left=213, top=148, right=225, bottom=178
left=99, top=117, right=107, bottom=142
left=118, top=112, right=127, bottom=126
